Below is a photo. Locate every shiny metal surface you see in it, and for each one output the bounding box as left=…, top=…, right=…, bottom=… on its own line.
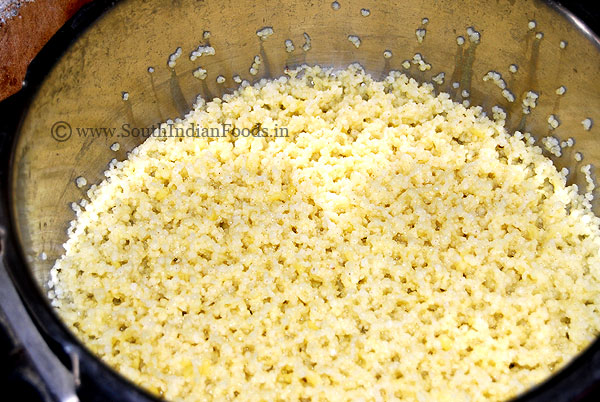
left=9, top=0, right=600, bottom=300
left=0, top=259, right=79, bottom=402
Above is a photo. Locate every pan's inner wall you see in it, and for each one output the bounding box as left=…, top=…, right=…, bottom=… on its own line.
left=10, top=0, right=600, bottom=295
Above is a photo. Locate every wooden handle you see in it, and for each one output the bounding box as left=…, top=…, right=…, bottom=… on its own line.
left=0, top=0, right=92, bottom=101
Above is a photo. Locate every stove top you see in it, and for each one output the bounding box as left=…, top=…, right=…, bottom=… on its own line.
left=0, top=308, right=52, bottom=402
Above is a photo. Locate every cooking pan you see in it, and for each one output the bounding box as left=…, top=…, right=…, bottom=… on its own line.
left=1, top=0, right=600, bottom=400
